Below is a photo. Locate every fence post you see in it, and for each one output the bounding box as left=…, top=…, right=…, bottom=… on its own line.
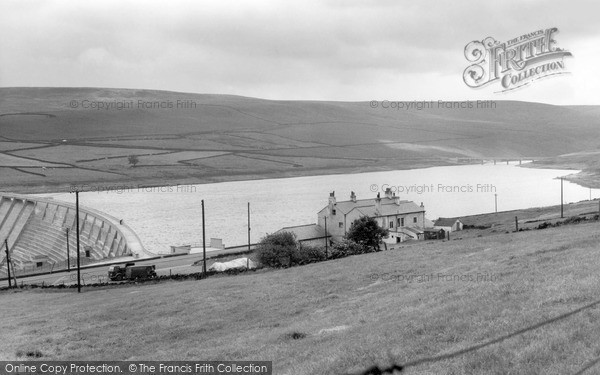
left=4, top=239, right=11, bottom=288
left=515, top=216, right=519, bottom=232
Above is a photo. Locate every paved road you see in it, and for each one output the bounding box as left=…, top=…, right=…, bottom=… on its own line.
left=0, top=249, right=249, bottom=288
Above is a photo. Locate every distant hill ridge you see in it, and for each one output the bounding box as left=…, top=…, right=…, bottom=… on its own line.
left=1, top=87, right=598, bottom=158
left=1, top=87, right=600, bottom=193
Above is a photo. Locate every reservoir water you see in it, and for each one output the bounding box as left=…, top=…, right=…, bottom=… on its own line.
left=39, top=164, right=598, bottom=253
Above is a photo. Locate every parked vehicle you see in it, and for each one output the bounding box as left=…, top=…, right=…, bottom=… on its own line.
left=108, top=262, right=156, bottom=281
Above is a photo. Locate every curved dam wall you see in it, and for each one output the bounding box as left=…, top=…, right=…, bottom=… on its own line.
left=0, top=193, right=150, bottom=276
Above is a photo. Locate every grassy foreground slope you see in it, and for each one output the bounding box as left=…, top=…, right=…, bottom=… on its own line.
left=3, top=203, right=600, bottom=374
left=1, top=88, right=600, bottom=193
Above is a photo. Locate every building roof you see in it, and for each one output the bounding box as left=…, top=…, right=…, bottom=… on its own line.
left=319, top=196, right=425, bottom=217
left=30, top=254, right=50, bottom=261
left=399, top=226, right=424, bottom=235
left=434, top=218, right=462, bottom=227
left=275, top=224, right=329, bottom=241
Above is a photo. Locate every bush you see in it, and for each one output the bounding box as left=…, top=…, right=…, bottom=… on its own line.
left=537, top=222, right=550, bottom=230
left=296, top=244, right=327, bottom=265
left=463, top=224, right=491, bottom=230
left=256, top=232, right=298, bottom=268
left=329, top=239, right=364, bottom=259
left=564, top=216, right=584, bottom=224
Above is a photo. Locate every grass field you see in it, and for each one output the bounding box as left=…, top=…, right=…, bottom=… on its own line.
left=3, top=201, right=600, bottom=374
left=2, top=88, right=600, bottom=193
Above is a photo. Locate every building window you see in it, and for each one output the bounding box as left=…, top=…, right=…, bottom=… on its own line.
left=332, top=209, right=336, bottom=215
left=339, top=222, right=343, bottom=228
left=413, top=217, right=417, bottom=223
left=400, top=218, right=405, bottom=226
left=389, top=221, right=394, bottom=228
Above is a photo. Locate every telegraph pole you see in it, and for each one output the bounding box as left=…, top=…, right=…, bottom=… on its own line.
left=324, top=216, right=328, bottom=259
left=560, top=177, right=564, bottom=219
left=202, top=199, right=206, bottom=277
left=4, top=239, right=11, bottom=288
left=494, top=193, right=497, bottom=213
left=75, top=191, right=81, bottom=293
left=247, top=202, right=251, bottom=269
left=65, top=227, right=70, bottom=270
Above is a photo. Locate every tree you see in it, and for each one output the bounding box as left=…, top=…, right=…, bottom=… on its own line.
left=255, top=231, right=298, bottom=268
left=128, top=155, right=139, bottom=167
left=346, top=216, right=389, bottom=253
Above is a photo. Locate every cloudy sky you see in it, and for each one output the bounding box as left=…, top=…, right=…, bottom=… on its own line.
left=1, top=0, right=598, bottom=104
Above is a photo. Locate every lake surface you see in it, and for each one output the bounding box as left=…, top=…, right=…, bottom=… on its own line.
left=39, top=164, right=598, bottom=253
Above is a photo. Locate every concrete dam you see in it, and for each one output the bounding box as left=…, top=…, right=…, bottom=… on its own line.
left=0, top=193, right=150, bottom=277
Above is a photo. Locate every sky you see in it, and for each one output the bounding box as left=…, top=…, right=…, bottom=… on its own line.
left=1, top=0, right=599, bottom=105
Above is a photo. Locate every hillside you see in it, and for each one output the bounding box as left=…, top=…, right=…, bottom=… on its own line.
left=2, top=201, right=600, bottom=374
left=1, top=87, right=600, bottom=193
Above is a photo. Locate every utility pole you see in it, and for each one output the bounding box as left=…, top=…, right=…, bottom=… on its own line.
left=494, top=193, right=497, bottom=213
left=202, top=199, right=206, bottom=277
left=247, top=202, right=251, bottom=269
left=75, top=191, right=81, bottom=293
left=65, top=227, right=70, bottom=270
left=324, top=216, right=328, bottom=259
left=4, top=239, right=11, bottom=288
left=560, top=177, right=564, bottom=219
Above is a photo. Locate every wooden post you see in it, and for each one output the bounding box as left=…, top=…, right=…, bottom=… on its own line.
left=4, top=239, right=11, bottom=288
left=76, top=191, right=81, bottom=293
left=247, top=202, right=251, bottom=270
left=560, top=177, right=564, bottom=218
left=66, top=227, right=70, bottom=270
left=515, top=216, right=519, bottom=232
left=202, top=199, right=206, bottom=277
left=324, top=216, right=328, bottom=259
left=494, top=193, right=497, bottom=213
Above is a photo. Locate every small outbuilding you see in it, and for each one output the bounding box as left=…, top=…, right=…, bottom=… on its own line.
left=424, top=228, right=446, bottom=240
left=434, top=218, right=464, bottom=232
left=274, top=224, right=330, bottom=247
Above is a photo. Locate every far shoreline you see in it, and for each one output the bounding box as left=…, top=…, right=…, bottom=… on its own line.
left=2, top=159, right=597, bottom=196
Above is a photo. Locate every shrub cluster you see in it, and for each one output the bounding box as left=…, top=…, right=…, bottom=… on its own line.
left=256, top=216, right=389, bottom=268
left=255, top=232, right=299, bottom=268
left=256, top=235, right=374, bottom=268
left=463, top=224, right=492, bottom=230
left=536, top=214, right=599, bottom=230
left=329, top=239, right=367, bottom=259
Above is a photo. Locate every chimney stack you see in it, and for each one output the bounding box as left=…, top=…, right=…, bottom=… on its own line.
left=385, top=187, right=393, bottom=199
left=350, top=191, right=357, bottom=203
left=328, top=191, right=336, bottom=215
left=375, top=192, right=382, bottom=214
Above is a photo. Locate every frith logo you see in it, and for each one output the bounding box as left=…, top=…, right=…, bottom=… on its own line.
left=463, top=27, right=572, bottom=92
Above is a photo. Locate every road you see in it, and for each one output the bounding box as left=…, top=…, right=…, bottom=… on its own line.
left=1, top=248, right=251, bottom=288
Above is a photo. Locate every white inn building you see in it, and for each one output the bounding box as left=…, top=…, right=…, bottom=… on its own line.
left=317, top=189, right=427, bottom=245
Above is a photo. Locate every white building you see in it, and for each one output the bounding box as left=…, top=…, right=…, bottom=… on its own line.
left=317, top=189, right=427, bottom=244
